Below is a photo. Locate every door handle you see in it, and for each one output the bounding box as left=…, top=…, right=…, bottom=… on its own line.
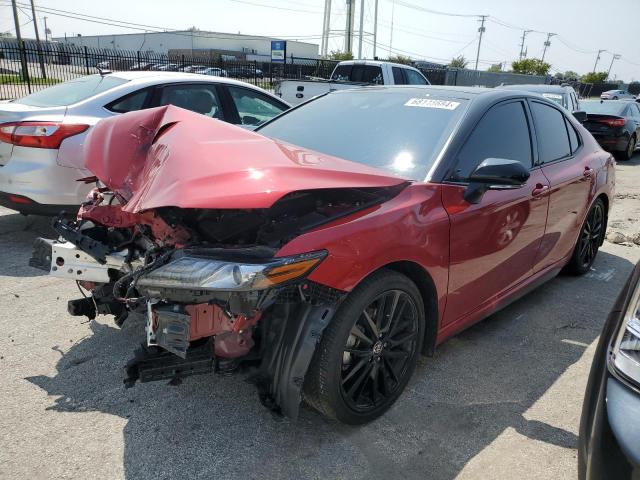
left=532, top=183, right=549, bottom=198
left=583, top=167, right=594, bottom=178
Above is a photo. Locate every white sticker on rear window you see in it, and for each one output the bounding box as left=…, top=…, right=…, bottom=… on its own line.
left=542, top=93, right=563, bottom=100
left=405, top=98, right=460, bottom=110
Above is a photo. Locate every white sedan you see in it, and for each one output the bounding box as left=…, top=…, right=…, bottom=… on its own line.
left=0, top=71, right=289, bottom=215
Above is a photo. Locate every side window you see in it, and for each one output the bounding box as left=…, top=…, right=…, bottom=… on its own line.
left=331, top=64, right=352, bottom=81
left=565, top=119, right=580, bottom=154
left=227, top=86, right=288, bottom=126
left=452, top=101, right=532, bottom=181
left=629, top=103, right=640, bottom=120
left=106, top=88, right=152, bottom=113
left=351, top=65, right=384, bottom=84
left=392, top=67, right=406, bottom=85
left=159, top=84, right=223, bottom=119
left=404, top=68, right=428, bottom=85
left=530, top=101, right=571, bottom=163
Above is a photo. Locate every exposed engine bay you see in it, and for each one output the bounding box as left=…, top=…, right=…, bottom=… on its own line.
left=30, top=184, right=403, bottom=417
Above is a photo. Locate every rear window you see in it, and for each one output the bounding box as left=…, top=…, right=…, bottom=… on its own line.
left=582, top=101, right=626, bottom=116
left=16, top=75, right=128, bottom=107
left=258, top=89, right=468, bottom=180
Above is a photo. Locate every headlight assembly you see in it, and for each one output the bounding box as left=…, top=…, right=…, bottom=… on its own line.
left=136, top=251, right=326, bottom=292
left=611, top=277, right=640, bottom=386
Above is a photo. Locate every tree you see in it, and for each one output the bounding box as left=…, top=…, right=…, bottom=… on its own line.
left=563, top=70, right=579, bottom=81
left=328, top=50, right=354, bottom=61
left=449, top=55, right=468, bottom=69
left=511, top=58, right=551, bottom=76
left=487, top=64, right=502, bottom=72
left=581, top=71, right=608, bottom=84
left=387, top=55, right=412, bottom=65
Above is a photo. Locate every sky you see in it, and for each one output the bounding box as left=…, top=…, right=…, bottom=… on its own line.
left=2, top=0, right=639, bottom=81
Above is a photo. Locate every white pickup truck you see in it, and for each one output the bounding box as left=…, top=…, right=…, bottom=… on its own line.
left=274, top=60, right=431, bottom=105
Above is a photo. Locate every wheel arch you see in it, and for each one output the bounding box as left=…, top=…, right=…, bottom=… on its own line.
left=376, top=260, right=440, bottom=356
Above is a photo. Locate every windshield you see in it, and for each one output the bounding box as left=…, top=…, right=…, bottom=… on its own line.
left=541, top=92, right=566, bottom=108
left=582, top=100, right=626, bottom=116
left=16, top=75, right=128, bottom=107
left=258, top=89, right=468, bottom=180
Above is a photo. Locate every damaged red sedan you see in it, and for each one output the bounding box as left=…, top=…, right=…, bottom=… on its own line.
left=30, top=87, right=614, bottom=424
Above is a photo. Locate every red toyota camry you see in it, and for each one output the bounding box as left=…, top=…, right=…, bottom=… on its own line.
left=31, top=86, right=614, bottom=424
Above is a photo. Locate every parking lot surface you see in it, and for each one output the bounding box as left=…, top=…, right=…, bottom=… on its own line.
left=1, top=153, right=639, bottom=480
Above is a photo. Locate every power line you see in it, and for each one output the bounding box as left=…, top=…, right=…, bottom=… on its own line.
left=226, top=0, right=322, bottom=14
left=2, top=1, right=329, bottom=41
left=391, top=0, right=481, bottom=18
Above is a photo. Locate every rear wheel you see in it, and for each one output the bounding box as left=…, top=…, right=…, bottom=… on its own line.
left=566, top=198, right=606, bottom=275
left=304, top=270, right=425, bottom=424
left=618, top=135, right=636, bottom=161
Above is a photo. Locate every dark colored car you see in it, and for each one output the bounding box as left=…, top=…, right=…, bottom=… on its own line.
left=499, top=83, right=581, bottom=112
left=30, top=86, right=614, bottom=424
left=582, top=100, right=640, bottom=160
left=579, top=261, right=640, bottom=479
left=227, top=65, right=263, bottom=79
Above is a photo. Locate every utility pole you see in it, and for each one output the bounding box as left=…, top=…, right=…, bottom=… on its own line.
left=29, top=0, right=47, bottom=79
left=607, top=53, right=620, bottom=80
left=518, top=30, right=531, bottom=61
left=344, top=0, right=355, bottom=54
left=541, top=32, right=555, bottom=62
left=11, top=0, right=30, bottom=84
left=43, top=16, right=48, bottom=41
left=372, top=0, right=378, bottom=58
left=357, top=0, right=365, bottom=59
left=389, top=0, right=395, bottom=55
left=474, top=15, right=487, bottom=71
left=592, top=49, right=605, bottom=73
left=321, top=0, right=332, bottom=57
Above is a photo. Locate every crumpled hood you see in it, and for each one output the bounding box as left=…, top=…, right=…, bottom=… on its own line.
left=84, top=105, right=404, bottom=212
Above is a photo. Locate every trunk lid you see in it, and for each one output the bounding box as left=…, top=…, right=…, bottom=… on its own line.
left=83, top=105, right=405, bottom=213
left=583, top=114, right=625, bottom=135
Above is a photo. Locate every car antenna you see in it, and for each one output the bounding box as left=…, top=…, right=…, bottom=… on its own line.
left=96, top=66, right=112, bottom=77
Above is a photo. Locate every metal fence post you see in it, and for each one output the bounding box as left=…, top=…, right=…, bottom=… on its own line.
left=83, top=46, right=90, bottom=75
left=137, top=50, right=141, bottom=68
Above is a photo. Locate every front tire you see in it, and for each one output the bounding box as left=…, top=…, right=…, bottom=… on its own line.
left=566, top=198, right=606, bottom=275
left=304, top=270, right=425, bottom=424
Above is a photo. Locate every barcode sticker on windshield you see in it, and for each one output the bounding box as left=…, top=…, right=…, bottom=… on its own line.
left=405, top=98, right=460, bottom=110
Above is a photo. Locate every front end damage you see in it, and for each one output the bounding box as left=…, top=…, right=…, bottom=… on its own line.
left=30, top=105, right=407, bottom=418
left=31, top=184, right=414, bottom=417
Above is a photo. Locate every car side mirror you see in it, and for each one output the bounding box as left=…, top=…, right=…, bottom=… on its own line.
left=573, top=111, right=588, bottom=123
left=464, top=158, right=530, bottom=204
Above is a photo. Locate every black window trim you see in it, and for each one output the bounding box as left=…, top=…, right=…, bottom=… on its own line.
left=444, top=97, right=537, bottom=186
left=103, top=86, right=155, bottom=113
left=527, top=98, right=581, bottom=166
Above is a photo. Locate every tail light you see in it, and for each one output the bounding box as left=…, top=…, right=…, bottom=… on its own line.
left=597, top=118, right=626, bottom=127
left=0, top=122, right=89, bottom=149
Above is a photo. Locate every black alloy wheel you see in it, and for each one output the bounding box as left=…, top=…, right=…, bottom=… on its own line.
left=567, top=198, right=606, bottom=275
left=304, top=270, right=425, bottom=424
left=340, top=289, right=419, bottom=413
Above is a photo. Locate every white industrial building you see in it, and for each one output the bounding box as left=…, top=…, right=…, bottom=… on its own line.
left=53, top=30, right=319, bottom=61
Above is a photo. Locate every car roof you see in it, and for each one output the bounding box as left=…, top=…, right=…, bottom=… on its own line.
left=330, top=85, right=501, bottom=100
left=499, top=84, right=569, bottom=94
left=336, top=60, right=423, bottom=71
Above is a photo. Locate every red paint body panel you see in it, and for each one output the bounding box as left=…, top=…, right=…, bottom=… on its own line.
left=83, top=105, right=404, bottom=213
left=440, top=168, right=550, bottom=325
left=277, top=183, right=451, bottom=327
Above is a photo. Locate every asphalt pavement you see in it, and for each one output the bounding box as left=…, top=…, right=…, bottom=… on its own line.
left=1, top=154, right=639, bottom=479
